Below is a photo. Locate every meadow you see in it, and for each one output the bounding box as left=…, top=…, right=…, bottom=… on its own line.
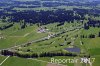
left=0, top=56, right=47, bottom=66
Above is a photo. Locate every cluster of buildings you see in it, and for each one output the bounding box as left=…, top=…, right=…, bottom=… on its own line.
left=37, top=27, right=49, bottom=33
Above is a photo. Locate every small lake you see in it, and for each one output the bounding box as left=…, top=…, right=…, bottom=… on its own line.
left=64, top=46, right=81, bottom=53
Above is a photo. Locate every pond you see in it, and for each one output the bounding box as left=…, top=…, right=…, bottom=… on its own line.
left=64, top=46, right=81, bottom=53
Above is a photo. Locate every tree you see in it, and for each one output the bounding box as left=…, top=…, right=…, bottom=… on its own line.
left=98, top=32, right=100, bottom=37
left=20, top=20, right=26, bottom=29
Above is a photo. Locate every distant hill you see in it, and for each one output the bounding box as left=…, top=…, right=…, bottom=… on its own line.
left=0, top=0, right=12, bottom=2
left=0, top=0, right=99, bottom=2
left=0, top=0, right=99, bottom=4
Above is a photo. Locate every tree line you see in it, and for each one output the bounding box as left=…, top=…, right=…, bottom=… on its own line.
left=1, top=50, right=77, bottom=58
left=80, top=32, right=100, bottom=39
left=0, top=23, right=13, bottom=30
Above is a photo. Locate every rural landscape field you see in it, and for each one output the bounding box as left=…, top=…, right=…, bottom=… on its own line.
left=0, top=0, right=100, bottom=66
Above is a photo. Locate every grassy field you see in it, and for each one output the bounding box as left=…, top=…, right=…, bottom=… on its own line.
left=92, top=55, right=100, bottom=66
left=0, top=23, right=48, bottom=49
left=80, top=28, right=100, bottom=66
left=0, top=22, right=81, bottom=49
left=14, top=25, right=82, bottom=54
left=80, top=38, right=100, bottom=56
left=0, top=56, right=47, bottom=66
left=0, top=56, right=6, bottom=63
left=82, top=27, right=100, bottom=36
left=0, top=22, right=100, bottom=66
